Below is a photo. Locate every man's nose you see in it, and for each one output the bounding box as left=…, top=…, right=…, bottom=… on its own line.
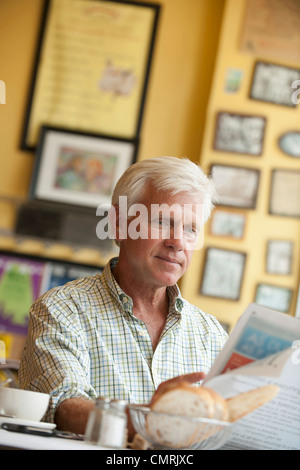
left=164, top=226, right=185, bottom=250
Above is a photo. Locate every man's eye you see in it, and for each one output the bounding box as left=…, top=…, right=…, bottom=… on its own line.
left=151, top=218, right=168, bottom=227
left=184, top=225, right=197, bottom=236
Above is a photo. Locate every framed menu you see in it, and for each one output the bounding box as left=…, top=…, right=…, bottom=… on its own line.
left=21, top=0, right=160, bottom=150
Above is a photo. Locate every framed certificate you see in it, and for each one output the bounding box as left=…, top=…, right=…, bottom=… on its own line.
left=255, top=283, right=293, bottom=313
left=21, top=0, right=160, bottom=150
left=200, top=247, right=247, bottom=301
left=250, top=61, right=300, bottom=108
left=213, top=112, right=266, bottom=156
left=269, top=169, right=300, bottom=218
left=209, top=208, right=247, bottom=240
left=266, top=240, right=293, bottom=275
left=210, top=164, right=260, bottom=209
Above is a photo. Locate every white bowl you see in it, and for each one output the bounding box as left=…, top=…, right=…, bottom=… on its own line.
left=128, top=405, right=233, bottom=450
left=0, top=387, right=50, bottom=422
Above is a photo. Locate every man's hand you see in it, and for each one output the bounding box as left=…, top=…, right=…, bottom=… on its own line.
left=55, top=397, right=95, bottom=435
left=55, top=373, right=206, bottom=441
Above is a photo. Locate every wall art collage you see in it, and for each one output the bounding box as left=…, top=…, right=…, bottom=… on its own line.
left=200, top=59, right=299, bottom=314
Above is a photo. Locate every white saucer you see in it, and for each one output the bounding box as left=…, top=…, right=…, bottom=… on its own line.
left=0, top=416, right=56, bottom=429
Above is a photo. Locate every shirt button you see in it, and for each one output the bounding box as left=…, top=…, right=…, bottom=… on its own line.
left=120, top=294, right=129, bottom=304
left=175, top=298, right=183, bottom=312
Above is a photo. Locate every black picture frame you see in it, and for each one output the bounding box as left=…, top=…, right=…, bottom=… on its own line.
left=29, top=126, right=138, bottom=210
left=20, top=0, right=160, bottom=150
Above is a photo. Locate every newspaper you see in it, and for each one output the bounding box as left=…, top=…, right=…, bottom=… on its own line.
left=203, top=303, right=300, bottom=450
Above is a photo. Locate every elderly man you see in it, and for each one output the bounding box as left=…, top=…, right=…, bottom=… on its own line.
left=19, top=156, right=228, bottom=438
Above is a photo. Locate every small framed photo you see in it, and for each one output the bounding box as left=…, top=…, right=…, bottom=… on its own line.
left=255, top=283, right=293, bottom=313
left=214, top=112, right=266, bottom=156
left=250, top=61, right=300, bottom=107
left=269, top=169, right=300, bottom=218
left=210, top=164, right=260, bottom=209
left=224, top=68, right=244, bottom=94
left=266, top=240, right=293, bottom=275
left=30, top=126, right=138, bottom=209
left=210, top=208, right=247, bottom=239
left=200, top=247, right=247, bottom=300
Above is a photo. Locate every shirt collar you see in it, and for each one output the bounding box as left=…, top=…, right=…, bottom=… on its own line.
left=102, top=257, right=184, bottom=314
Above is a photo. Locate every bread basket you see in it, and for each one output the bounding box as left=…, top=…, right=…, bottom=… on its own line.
left=128, top=404, right=233, bottom=450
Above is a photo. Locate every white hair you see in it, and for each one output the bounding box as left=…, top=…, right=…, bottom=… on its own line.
left=112, top=156, right=216, bottom=223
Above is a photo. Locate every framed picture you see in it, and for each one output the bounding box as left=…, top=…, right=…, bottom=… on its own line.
left=40, top=260, right=101, bottom=294
left=0, top=250, right=102, bottom=335
left=224, top=68, right=244, bottom=94
left=30, top=126, right=138, bottom=209
left=210, top=164, right=260, bottom=209
left=0, top=253, right=45, bottom=335
left=213, top=112, right=266, bottom=156
left=255, top=283, right=293, bottom=313
left=200, top=247, right=247, bottom=300
left=240, top=0, right=300, bottom=63
left=250, top=61, right=300, bottom=107
left=266, top=240, right=293, bottom=275
left=209, top=208, right=247, bottom=239
left=269, top=169, right=300, bottom=218
left=21, top=0, right=160, bottom=150
left=278, top=131, right=300, bottom=158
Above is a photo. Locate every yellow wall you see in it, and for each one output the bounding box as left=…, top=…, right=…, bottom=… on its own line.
left=181, top=0, right=300, bottom=330
left=0, top=0, right=225, bottom=357
left=0, top=0, right=224, bottom=261
left=0, top=0, right=299, bottom=356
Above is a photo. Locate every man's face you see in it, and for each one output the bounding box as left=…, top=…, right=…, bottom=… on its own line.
left=116, top=183, right=204, bottom=288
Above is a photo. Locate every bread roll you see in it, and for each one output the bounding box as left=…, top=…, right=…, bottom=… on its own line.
left=147, top=381, right=228, bottom=447
left=226, top=384, right=279, bottom=422
left=145, top=381, right=279, bottom=448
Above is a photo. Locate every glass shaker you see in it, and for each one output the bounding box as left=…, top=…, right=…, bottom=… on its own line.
left=84, top=397, right=128, bottom=448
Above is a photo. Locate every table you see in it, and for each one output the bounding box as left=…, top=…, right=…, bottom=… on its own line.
left=0, top=428, right=107, bottom=450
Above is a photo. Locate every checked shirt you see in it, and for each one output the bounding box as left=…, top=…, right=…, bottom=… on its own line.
left=19, top=258, right=228, bottom=422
